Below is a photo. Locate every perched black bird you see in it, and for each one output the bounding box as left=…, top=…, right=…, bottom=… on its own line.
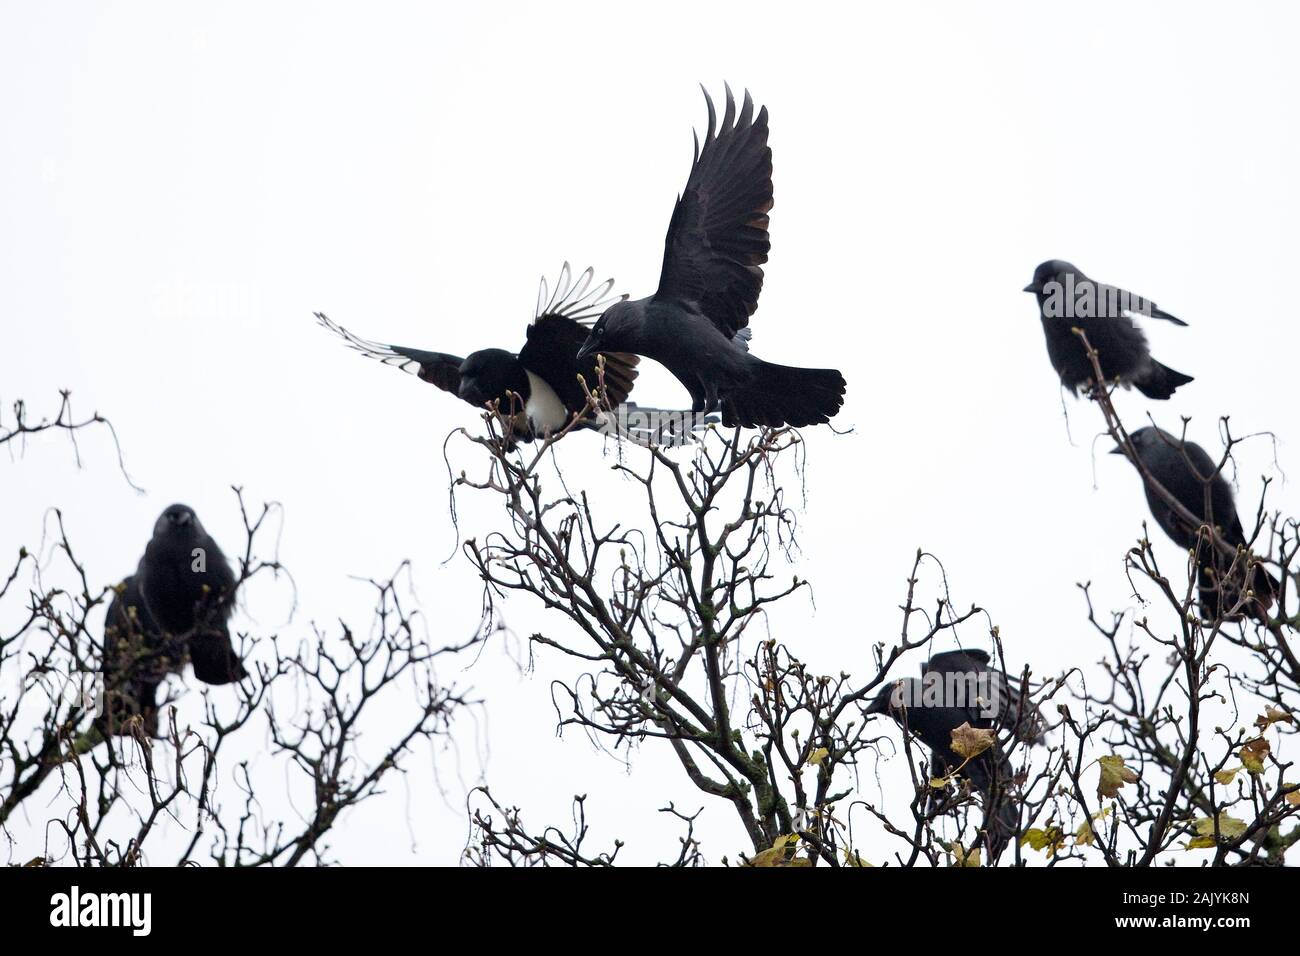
left=317, top=264, right=643, bottom=443
left=1024, top=260, right=1193, bottom=400
left=576, top=87, right=846, bottom=428
left=867, top=649, right=1043, bottom=861
left=100, top=505, right=245, bottom=737
left=1113, top=427, right=1280, bottom=620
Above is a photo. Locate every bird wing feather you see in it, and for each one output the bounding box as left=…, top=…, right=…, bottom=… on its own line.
left=534, top=262, right=627, bottom=327
left=315, top=312, right=467, bottom=398
left=653, top=85, right=772, bottom=339
left=519, top=314, right=639, bottom=415
left=1098, top=282, right=1188, bottom=326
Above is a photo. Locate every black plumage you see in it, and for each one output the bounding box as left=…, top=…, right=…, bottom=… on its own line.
left=1024, top=260, right=1193, bottom=400
left=867, top=649, right=1043, bottom=861
left=99, top=504, right=245, bottom=738
left=576, top=86, right=846, bottom=429
left=317, top=264, right=641, bottom=443
left=1113, top=427, right=1280, bottom=621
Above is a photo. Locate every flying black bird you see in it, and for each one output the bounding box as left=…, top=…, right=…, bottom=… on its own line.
left=316, top=264, right=646, bottom=444
left=1113, top=427, right=1280, bottom=620
left=867, top=649, right=1043, bottom=861
left=1024, top=260, right=1193, bottom=400
left=576, top=86, right=846, bottom=429
left=100, top=505, right=245, bottom=737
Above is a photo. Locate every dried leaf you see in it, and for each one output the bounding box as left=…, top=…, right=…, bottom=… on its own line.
left=949, top=722, right=995, bottom=761
left=1240, top=737, right=1270, bottom=774
left=843, top=849, right=873, bottom=867
left=1255, top=707, right=1294, bottom=731
left=807, top=747, right=830, bottom=767
left=1097, top=755, right=1139, bottom=799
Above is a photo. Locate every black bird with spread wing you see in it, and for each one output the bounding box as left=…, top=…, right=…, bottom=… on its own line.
left=100, top=505, right=245, bottom=737
left=1113, top=427, right=1280, bottom=621
left=867, top=649, right=1044, bottom=861
left=576, top=86, right=846, bottom=429
left=1024, top=259, right=1193, bottom=400
left=317, top=265, right=644, bottom=443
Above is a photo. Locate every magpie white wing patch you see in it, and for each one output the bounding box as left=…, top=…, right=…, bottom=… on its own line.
left=315, top=312, right=424, bottom=377
left=523, top=370, right=571, bottom=435
left=534, top=262, right=627, bottom=326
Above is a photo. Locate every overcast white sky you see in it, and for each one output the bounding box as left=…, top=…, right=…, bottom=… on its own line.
left=3, top=2, right=1299, bottom=864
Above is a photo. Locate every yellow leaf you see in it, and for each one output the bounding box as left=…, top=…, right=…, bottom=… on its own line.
left=1240, top=737, right=1270, bottom=774
left=1214, top=767, right=1241, bottom=786
left=843, top=849, right=874, bottom=867
left=1285, top=789, right=1300, bottom=807
left=949, top=722, right=995, bottom=761
left=1185, top=814, right=1248, bottom=849
left=1097, top=755, right=1139, bottom=799
left=748, top=833, right=804, bottom=868
left=949, top=843, right=982, bottom=867
left=807, top=747, right=830, bottom=767
left=1076, top=820, right=1095, bottom=846
left=929, top=776, right=951, bottom=790
left=1020, top=826, right=1066, bottom=856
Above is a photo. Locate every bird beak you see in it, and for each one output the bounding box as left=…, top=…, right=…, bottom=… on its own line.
left=575, top=339, right=596, bottom=362
left=1109, top=445, right=1126, bottom=456
left=1023, top=283, right=1039, bottom=294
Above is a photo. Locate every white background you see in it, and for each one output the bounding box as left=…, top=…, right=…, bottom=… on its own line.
left=2, top=1, right=1297, bottom=864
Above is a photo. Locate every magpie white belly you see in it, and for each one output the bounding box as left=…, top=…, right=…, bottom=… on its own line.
left=524, top=371, right=570, bottom=435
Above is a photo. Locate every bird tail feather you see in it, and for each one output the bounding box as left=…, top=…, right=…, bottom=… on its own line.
left=1135, top=361, right=1194, bottom=400
left=723, top=360, right=845, bottom=428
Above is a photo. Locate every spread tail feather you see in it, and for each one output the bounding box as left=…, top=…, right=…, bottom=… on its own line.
left=722, top=360, right=845, bottom=428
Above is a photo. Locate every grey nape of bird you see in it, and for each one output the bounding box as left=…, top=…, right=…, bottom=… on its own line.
left=99, top=504, right=245, bottom=738
left=575, top=85, right=847, bottom=429
left=1112, top=427, right=1280, bottom=621
left=316, top=264, right=646, bottom=444
left=866, top=649, right=1044, bottom=861
left=1024, top=259, right=1193, bottom=400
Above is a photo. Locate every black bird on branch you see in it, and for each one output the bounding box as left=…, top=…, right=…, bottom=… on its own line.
left=100, top=504, right=245, bottom=737
left=1024, top=260, right=1193, bottom=400
left=867, top=649, right=1043, bottom=861
left=576, top=86, right=846, bottom=429
left=317, top=264, right=652, bottom=444
left=1113, top=427, right=1280, bottom=621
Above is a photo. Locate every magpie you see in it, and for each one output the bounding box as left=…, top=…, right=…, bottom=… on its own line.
left=100, top=505, right=245, bottom=737
left=867, top=649, right=1043, bottom=861
left=1024, top=260, right=1193, bottom=399
left=1112, top=427, right=1280, bottom=621
left=317, top=264, right=645, bottom=443
left=576, top=86, right=847, bottom=429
